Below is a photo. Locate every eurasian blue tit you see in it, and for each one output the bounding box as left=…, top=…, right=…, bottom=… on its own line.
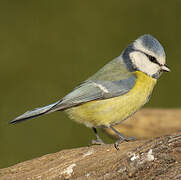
left=10, top=34, right=170, bottom=149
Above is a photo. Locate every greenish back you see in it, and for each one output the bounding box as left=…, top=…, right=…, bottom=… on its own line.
left=88, top=55, right=133, bottom=81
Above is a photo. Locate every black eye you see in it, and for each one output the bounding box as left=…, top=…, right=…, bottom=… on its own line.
left=146, top=54, right=158, bottom=64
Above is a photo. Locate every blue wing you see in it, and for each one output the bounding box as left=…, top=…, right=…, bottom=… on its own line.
left=49, top=75, right=136, bottom=110
left=9, top=75, right=136, bottom=124
left=10, top=56, right=136, bottom=123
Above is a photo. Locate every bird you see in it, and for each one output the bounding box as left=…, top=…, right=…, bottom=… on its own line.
left=9, top=34, right=170, bottom=149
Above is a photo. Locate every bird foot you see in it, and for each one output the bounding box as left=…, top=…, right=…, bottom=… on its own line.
left=89, top=138, right=105, bottom=146
left=114, top=136, right=136, bottom=150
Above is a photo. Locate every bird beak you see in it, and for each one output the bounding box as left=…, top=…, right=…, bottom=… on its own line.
left=161, top=64, right=170, bottom=72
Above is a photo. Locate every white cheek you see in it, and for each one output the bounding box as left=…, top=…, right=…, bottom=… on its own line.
left=130, top=51, right=160, bottom=76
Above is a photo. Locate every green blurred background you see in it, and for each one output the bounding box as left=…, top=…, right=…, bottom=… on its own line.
left=0, top=0, right=180, bottom=168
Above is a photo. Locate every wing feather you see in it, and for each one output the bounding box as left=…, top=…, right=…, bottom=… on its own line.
left=51, top=75, right=136, bottom=111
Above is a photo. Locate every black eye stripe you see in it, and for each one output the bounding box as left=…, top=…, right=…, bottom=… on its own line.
left=147, top=54, right=157, bottom=63
left=134, top=50, right=161, bottom=66
left=144, top=53, right=161, bottom=66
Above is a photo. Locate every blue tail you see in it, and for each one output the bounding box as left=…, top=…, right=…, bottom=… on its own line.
left=9, top=101, right=60, bottom=124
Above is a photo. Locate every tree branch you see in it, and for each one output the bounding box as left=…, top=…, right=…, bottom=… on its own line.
left=1, top=109, right=181, bottom=180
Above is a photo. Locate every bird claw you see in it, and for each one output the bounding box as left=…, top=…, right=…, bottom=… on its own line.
left=114, top=136, right=136, bottom=150
left=89, top=138, right=105, bottom=146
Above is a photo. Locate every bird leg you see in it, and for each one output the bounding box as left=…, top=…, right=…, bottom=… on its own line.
left=110, top=126, right=135, bottom=150
left=89, top=127, right=105, bottom=145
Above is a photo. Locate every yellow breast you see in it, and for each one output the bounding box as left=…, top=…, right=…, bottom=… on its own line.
left=65, top=71, right=157, bottom=127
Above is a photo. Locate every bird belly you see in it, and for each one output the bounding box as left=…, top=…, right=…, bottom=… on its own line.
left=65, top=71, right=157, bottom=127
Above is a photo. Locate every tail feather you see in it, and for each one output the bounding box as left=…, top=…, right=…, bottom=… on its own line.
left=9, top=101, right=60, bottom=124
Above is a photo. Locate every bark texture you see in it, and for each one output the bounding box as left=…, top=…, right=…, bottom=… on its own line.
left=0, top=108, right=181, bottom=180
